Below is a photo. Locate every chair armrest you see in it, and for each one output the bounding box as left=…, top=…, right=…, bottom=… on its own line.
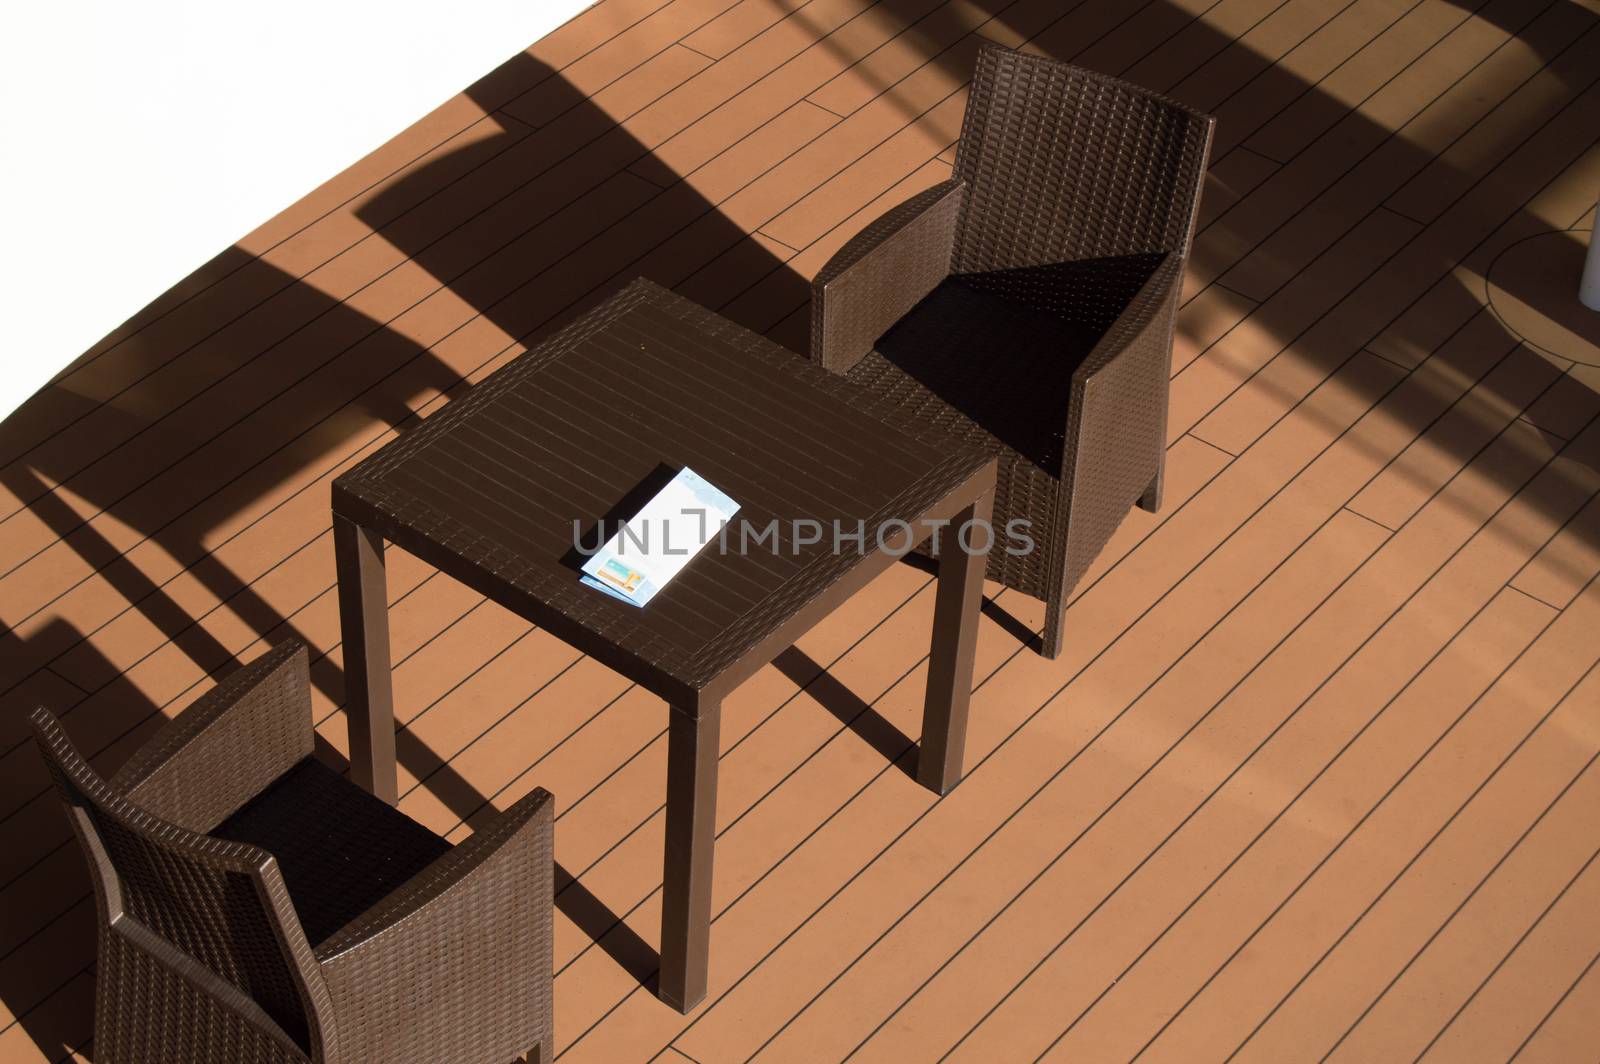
left=1074, top=252, right=1183, bottom=383
left=1058, top=254, right=1184, bottom=589
left=810, top=178, right=964, bottom=374
left=315, top=788, right=555, bottom=1064
left=110, top=641, right=313, bottom=832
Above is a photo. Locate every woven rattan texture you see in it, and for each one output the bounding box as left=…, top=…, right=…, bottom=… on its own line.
left=33, top=705, right=324, bottom=1058
left=111, top=640, right=313, bottom=832
left=812, top=179, right=965, bottom=374
left=95, top=923, right=312, bottom=1064
left=318, top=786, right=554, bottom=1064
left=809, top=45, right=1213, bottom=657
left=336, top=277, right=991, bottom=695
left=951, top=48, right=1210, bottom=273
left=957, top=252, right=1168, bottom=337
left=870, top=270, right=1143, bottom=473
left=213, top=758, right=451, bottom=946
left=33, top=643, right=555, bottom=1064
left=1057, top=255, right=1187, bottom=595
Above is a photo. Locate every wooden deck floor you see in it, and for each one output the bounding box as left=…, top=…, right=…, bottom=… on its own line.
left=3, top=0, right=1600, bottom=1060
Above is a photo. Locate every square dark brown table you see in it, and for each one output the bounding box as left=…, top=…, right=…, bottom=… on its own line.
left=331, top=278, right=996, bottom=1012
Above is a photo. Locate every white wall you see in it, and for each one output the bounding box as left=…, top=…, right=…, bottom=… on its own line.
left=0, top=0, right=591, bottom=421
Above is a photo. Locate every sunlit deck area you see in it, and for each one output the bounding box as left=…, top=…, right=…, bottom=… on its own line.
left=2, top=0, right=1599, bottom=1060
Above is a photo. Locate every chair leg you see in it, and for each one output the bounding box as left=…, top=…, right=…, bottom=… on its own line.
left=1040, top=597, right=1068, bottom=660
left=1137, top=469, right=1163, bottom=514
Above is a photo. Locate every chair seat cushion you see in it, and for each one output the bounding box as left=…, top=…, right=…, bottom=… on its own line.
left=213, top=758, right=450, bottom=947
left=859, top=271, right=1106, bottom=473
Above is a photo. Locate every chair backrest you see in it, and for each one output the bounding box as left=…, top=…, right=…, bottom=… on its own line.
left=951, top=46, right=1214, bottom=273
left=31, top=708, right=326, bottom=1056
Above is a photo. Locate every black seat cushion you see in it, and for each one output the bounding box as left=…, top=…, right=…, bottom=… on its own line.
left=869, top=272, right=1105, bottom=473
left=213, top=758, right=450, bottom=947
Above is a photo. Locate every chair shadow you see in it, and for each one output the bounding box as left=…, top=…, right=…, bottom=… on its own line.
left=386, top=725, right=663, bottom=992
left=0, top=621, right=156, bottom=1061
left=896, top=550, right=1043, bottom=653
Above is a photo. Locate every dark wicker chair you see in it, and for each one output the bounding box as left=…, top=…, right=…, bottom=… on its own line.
left=31, top=641, right=554, bottom=1064
left=809, top=45, right=1215, bottom=658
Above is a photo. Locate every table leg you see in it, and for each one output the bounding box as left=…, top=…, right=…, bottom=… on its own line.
left=334, top=515, right=397, bottom=805
left=919, top=493, right=993, bottom=795
left=660, top=702, right=720, bottom=1012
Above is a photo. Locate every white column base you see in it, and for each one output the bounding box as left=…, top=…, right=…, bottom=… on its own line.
left=1583, top=196, right=1600, bottom=311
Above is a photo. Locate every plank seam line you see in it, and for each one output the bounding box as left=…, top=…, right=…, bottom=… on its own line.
left=624, top=159, right=682, bottom=189
left=1518, top=413, right=1571, bottom=442
left=1506, top=939, right=1600, bottom=1058
left=1224, top=621, right=1600, bottom=1059
left=41, top=664, right=92, bottom=697
left=1190, top=3, right=1592, bottom=330
left=1229, top=145, right=1285, bottom=168
left=1207, top=279, right=1257, bottom=302
left=838, top=364, right=1598, bottom=1064
left=948, top=418, right=1585, bottom=1062
left=755, top=231, right=804, bottom=254
left=1363, top=345, right=1415, bottom=371
left=1503, top=582, right=1566, bottom=615
left=1320, top=748, right=1600, bottom=1060
left=1507, top=474, right=1600, bottom=591
left=1180, top=97, right=1600, bottom=456
left=1382, top=201, right=1432, bottom=227
left=1188, top=425, right=1239, bottom=456
left=1339, top=505, right=1397, bottom=534
left=1226, top=0, right=1514, bottom=174
left=1119, top=585, right=1584, bottom=1061
left=805, top=94, right=849, bottom=119
left=774, top=520, right=1401, bottom=1063
left=1191, top=0, right=1587, bottom=272
left=1038, top=540, right=1593, bottom=1060
left=1193, top=0, right=1438, bottom=235
left=1183, top=432, right=1239, bottom=460
left=1411, top=840, right=1600, bottom=1060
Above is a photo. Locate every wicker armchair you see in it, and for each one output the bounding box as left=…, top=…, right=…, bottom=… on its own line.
left=31, top=641, right=554, bottom=1064
left=810, top=45, right=1214, bottom=657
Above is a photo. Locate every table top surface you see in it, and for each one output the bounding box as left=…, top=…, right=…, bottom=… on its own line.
left=333, top=278, right=992, bottom=697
